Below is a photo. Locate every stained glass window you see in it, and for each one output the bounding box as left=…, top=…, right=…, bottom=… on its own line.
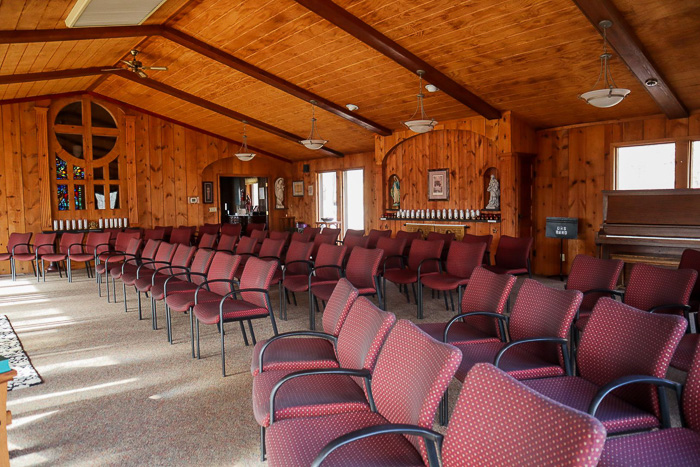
left=56, top=157, right=68, bottom=180
left=73, top=165, right=85, bottom=180
left=57, top=185, right=69, bottom=211
left=74, top=185, right=86, bottom=210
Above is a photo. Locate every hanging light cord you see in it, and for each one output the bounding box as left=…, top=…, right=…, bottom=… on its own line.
left=408, top=71, right=428, bottom=120
left=306, top=102, right=321, bottom=140
left=589, top=25, right=618, bottom=93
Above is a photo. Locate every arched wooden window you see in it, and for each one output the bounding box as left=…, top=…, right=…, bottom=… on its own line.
left=49, top=97, right=127, bottom=221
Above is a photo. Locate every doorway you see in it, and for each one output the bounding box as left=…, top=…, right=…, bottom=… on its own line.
left=343, top=169, right=364, bottom=231
left=219, top=176, right=269, bottom=230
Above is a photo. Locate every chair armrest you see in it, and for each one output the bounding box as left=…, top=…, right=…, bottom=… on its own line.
left=417, top=257, right=442, bottom=279
left=151, top=265, right=190, bottom=285
left=121, top=255, right=141, bottom=273
left=34, top=244, right=56, bottom=257
left=136, top=260, right=171, bottom=277
left=163, top=271, right=202, bottom=296
left=194, top=279, right=238, bottom=303
left=282, top=260, right=314, bottom=280
left=258, top=256, right=281, bottom=266
left=310, top=265, right=345, bottom=280
left=93, top=242, right=112, bottom=256
left=66, top=242, right=87, bottom=257
left=649, top=303, right=691, bottom=317
left=582, top=288, right=624, bottom=298
left=258, top=331, right=338, bottom=374
left=588, top=375, right=682, bottom=428
left=270, top=369, right=373, bottom=424
left=444, top=311, right=508, bottom=343
left=11, top=243, right=33, bottom=255
left=311, top=424, right=443, bottom=467
left=382, top=254, right=406, bottom=276
left=238, top=252, right=257, bottom=258
left=494, top=337, right=572, bottom=376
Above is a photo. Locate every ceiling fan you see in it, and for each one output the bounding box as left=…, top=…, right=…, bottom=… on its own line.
left=102, top=50, right=168, bottom=78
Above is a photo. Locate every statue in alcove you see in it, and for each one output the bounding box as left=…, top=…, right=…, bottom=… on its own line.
left=389, top=175, right=400, bottom=209
left=274, top=178, right=285, bottom=209
left=485, top=174, right=500, bottom=210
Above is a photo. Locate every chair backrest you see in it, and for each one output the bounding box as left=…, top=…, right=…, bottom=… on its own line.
left=239, top=257, right=277, bottom=308
left=140, top=239, right=162, bottom=262
left=579, top=297, right=686, bottom=418
left=283, top=241, right=314, bottom=276
left=509, top=279, right=582, bottom=368
left=460, top=267, right=517, bottom=338
left=376, top=236, right=406, bottom=270
left=216, top=234, right=238, bottom=253
left=344, top=247, right=384, bottom=290
left=258, top=238, right=284, bottom=259
left=170, top=244, right=196, bottom=269
left=198, top=233, right=218, bottom=250
left=336, top=297, right=396, bottom=377
left=236, top=236, right=257, bottom=255
left=314, top=244, right=347, bottom=281
left=268, top=230, right=290, bottom=245
left=321, top=278, right=360, bottom=336
left=250, top=229, right=268, bottom=242
left=144, top=229, right=165, bottom=242
left=445, top=241, right=486, bottom=278
left=371, top=320, right=462, bottom=465
left=684, top=344, right=700, bottom=432
left=206, top=252, right=240, bottom=296
left=125, top=238, right=142, bottom=256
left=320, top=228, right=340, bottom=241
left=291, top=231, right=312, bottom=243
left=34, top=233, right=57, bottom=256
left=367, top=229, right=391, bottom=249
left=199, top=223, right=221, bottom=236
left=189, top=248, right=216, bottom=285
left=6, top=232, right=32, bottom=255
left=114, top=231, right=140, bottom=252
left=679, top=248, right=700, bottom=303
left=60, top=232, right=85, bottom=254
left=427, top=231, right=454, bottom=257
left=494, top=235, right=533, bottom=269
left=462, top=233, right=493, bottom=264
left=566, top=255, right=624, bottom=311
left=311, top=234, right=335, bottom=258
left=344, top=235, right=370, bottom=252
left=302, top=226, right=321, bottom=241
left=86, top=232, right=111, bottom=256
left=104, top=228, right=121, bottom=246
left=624, top=263, right=697, bottom=315
left=396, top=230, right=422, bottom=256
left=149, top=242, right=177, bottom=269
left=344, top=229, right=364, bottom=238
left=246, top=222, right=266, bottom=235
left=220, top=223, right=242, bottom=238
left=443, top=363, right=606, bottom=467
left=407, top=239, right=444, bottom=273
left=170, top=226, right=194, bottom=245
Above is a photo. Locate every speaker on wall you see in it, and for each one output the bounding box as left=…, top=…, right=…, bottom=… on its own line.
left=303, top=164, right=310, bottom=173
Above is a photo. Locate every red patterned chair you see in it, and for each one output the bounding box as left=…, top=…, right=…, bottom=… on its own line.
left=250, top=228, right=268, bottom=255
left=341, top=235, right=369, bottom=263
left=343, top=229, right=364, bottom=239
left=246, top=222, right=267, bottom=236
left=199, top=223, right=221, bottom=236
left=304, top=244, right=347, bottom=330
left=320, top=228, right=340, bottom=242
left=426, top=231, right=455, bottom=262
left=396, top=230, right=422, bottom=257
left=215, top=233, right=238, bottom=253
left=41, top=232, right=84, bottom=282
left=170, top=226, right=195, bottom=246
left=598, top=343, right=700, bottom=466
left=264, top=320, right=462, bottom=467
left=135, top=244, right=195, bottom=330
left=419, top=241, right=486, bottom=315
left=484, top=235, right=533, bottom=277
left=290, top=231, right=312, bottom=243
left=252, top=278, right=359, bottom=376
left=462, top=232, right=493, bottom=265
left=311, top=363, right=607, bottom=467
left=235, top=238, right=284, bottom=280
left=122, top=242, right=177, bottom=320
left=18, top=233, right=56, bottom=283
left=671, top=248, right=700, bottom=372
left=66, top=232, right=111, bottom=282
left=99, top=237, right=141, bottom=301
left=104, top=227, right=121, bottom=247
left=96, top=232, right=140, bottom=300
left=118, top=239, right=161, bottom=311
left=310, top=234, right=335, bottom=260
left=302, top=226, right=321, bottom=241
left=143, top=228, right=165, bottom=242
left=0, top=232, right=32, bottom=281
left=268, top=230, right=291, bottom=248
left=523, top=297, right=686, bottom=434
left=193, top=256, right=278, bottom=376
left=311, top=247, right=384, bottom=310
left=366, top=228, right=391, bottom=249
left=164, top=251, right=238, bottom=356
left=220, top=223, right=242, bottom=238
left=375, top=236, right=406, bottom=274
left=276, top=240, right=314, bottom=320
left=253, top=296, right=396, bottom=460
left=383, top=238, right=444, bottom=317
left=197, top=232, right=218, bottom=250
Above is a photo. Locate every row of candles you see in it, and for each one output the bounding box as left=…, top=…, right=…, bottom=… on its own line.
left=387, top=209, right=499, bottom=220
left=52, top=218, right=129, bottom=231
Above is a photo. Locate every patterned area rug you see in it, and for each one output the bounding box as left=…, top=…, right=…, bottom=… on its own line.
left=0, top=315, right=42, bottom=390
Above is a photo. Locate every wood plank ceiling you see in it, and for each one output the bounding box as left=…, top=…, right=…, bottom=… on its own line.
left=0, top=0, right=698, bottom=162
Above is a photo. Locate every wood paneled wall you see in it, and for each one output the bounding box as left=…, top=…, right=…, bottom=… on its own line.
left=533, top=113, right=700, bottom=276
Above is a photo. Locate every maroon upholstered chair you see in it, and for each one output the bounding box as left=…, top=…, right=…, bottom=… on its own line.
left=250, top=228, right=268, bottom=255
left=143, top=228, right=165, bottom=242
left=104, top=227, right=121, bottom=247
left=396, top=230, right=422, bottom=256
left=343, top=228, right=364, bottom=239
left=170, top=226, right=195, bottom=245
left=66, top=232, right=111, bottom=282
left=310, top=234, right=335, bottom=260
left=199, top=223, right=221, bottom=236
left=523, top=297, right=686, bottom=434
left=165, top=251, right=239, bottom=356
left=366, top=228, right=391, bottom=249
left=290, top=231, right=312, bottom=243
left=426, top=231, right=455, bottom=262
left=383, top=238, right=444, bottom=317
left=100, top=237, right=141, bottom=301
left=251, top=278, right=359, bottom=376
left=96, top=232, right=140, bottom=299
left=41, top=232, right=84, bottom=282
left=484, top=235, right=533, bottom=277
left=246, top=222, right=267, bottom=236
left=235, top=238, right=284, bottom=280
left=306, top=244, right=347, bottom=330
left=264, top=320, right=462, bottom=467
left=233, top=236, right=257, bottom=275
left=311, top=363, right=607, bottom=467
left=375, top=236, right=406, bottom=274
left=311, top=247, right=384, bottom=310
left=302, top=226, right=321, bottom=241
left=341, top=235, right=369, bottom=261
left=320, top=228, right=340, bottom=242
left=135, top=244, right=196, bottom=329
left=462, top=233, right=493, bottom=265
left=21, top=233, right=57, bottom=283
left=0, top=232, right=32, bottom=281
left=118, top=239, right=161, bottom=311
left=268, top=230, right=290, bottom=247
left=215, top=234, right=238, bottom=253
left=420, top=241, right=486, bottom=315
left=122, top=242, right=177, bottom=320
left=193, top=256, right=278, bottom=376
left=253, top=297, right=396, bottom=458
left=197, top=232, right=218, bottom=250
left=671, top=249, right=700, bottom=372
left=598, top=343, right=700, bottom=466
left=274, top=240, right=314, bottom=320
left=221, top=223, right=242, bottom=238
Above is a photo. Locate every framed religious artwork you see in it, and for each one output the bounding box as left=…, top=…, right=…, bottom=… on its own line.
left=427, top=169, right=449, bottom=201
left=292, top=180, right=304, bottom=197
left=202, top=181, right=214, bottom=204
left=388, top=174, right=400, bottom=210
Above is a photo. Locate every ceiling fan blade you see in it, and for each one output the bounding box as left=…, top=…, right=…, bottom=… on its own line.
left=143, top=66, right=168, bottom=71
left=137, top=70, right=148, bottom=79
left=120, top=60, right=133, bottom=66
left=101, top=68, right=123, bottom=72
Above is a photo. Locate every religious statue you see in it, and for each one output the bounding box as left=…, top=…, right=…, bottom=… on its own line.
left=485, top=174, right=500, bottom=210
left=389, top=175, right=400, bottom=209
left=274, top=177, right=285, bottom=209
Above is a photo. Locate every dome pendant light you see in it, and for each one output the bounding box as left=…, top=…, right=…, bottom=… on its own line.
left=235, top=122, right=256, bottom=161
left=300, top=100, right=328, bottom=150
left=402, top=70, right=437, bottom=133
left=579, top=20, right=630, bottom=108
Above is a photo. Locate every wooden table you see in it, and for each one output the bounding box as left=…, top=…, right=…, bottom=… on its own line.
left=0, top=370, right=16, bottom=467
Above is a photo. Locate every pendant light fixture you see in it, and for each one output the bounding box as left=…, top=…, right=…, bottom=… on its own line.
left=300, top=100, right=327, bottom=150
left=235, top=121, right=256, bottom=161
left=579, top=20, right=630, bottom=108
left=402, top=70, right=437, bottom=133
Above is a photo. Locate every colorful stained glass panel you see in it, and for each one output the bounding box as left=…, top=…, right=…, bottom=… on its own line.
left=73, top=165, right=85, bottom=180
left=56, top=156, right=68, bottom=180
left=74, top=185, right=86, bottom=210
left=57, top=185, right=69, bottom=211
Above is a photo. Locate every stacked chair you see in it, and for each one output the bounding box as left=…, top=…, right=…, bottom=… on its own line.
left=97, top=232, right=141, bottom=300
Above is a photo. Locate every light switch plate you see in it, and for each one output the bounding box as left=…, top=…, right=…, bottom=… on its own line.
left=209, top=207, right=217, bottom=212
left=188, top=197, right=199, bottom=204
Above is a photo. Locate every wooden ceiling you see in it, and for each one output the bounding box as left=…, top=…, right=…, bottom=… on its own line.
left=0, top=0, right=698, bottom=162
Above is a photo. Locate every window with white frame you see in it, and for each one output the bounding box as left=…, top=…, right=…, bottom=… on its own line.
left=616, top=143, right=676, bottom=190
left=691, top=141, right=700, bottom=189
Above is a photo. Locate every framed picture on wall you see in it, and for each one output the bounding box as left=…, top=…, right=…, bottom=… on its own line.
left=292, top=180, right=304, bottom=197
left=202, top=181, right=214, bottom=204
left=428, top=169, right=449, bottom=201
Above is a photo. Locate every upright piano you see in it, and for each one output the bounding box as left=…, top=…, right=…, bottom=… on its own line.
left=596, top=189, right=700, bottom=268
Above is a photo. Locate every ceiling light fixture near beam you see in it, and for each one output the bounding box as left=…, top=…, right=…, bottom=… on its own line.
left=579, top=20, right=630, bottom=108
left=235, top=122, right=256, bottom=161
left=300, top=101, right=328, bottom=150
left=66, top=0, right=168, bottom=28
left=402, top=70, right=437, bottom=134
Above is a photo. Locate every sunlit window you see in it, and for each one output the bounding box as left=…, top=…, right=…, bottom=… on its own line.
left=616, top=143, right=675, bottom=190
left=692, top=141, right=700, bottom=188
left=318, top=172, right=337, bottom=221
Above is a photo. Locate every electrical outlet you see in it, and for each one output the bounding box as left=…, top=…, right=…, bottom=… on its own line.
left=561, top=253, right=566, bottom=262
left=188, top=197, right=199, bottom=204
left=209, top=207, right=217, bottom=212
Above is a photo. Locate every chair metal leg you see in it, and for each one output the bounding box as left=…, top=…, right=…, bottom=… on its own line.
left=196, top=315, right=201, bottom=359
left=152, top=297, right=157, bottom=330
left=247, top=320, right=256, bottom=345
left=443, top=291, right=449, bottom=311
left=449, top=290, right=455, bottom=312
left=220, top=321, right=226, bottom=377
left=166, top=305, right=172, bottom=344
left=31, top=261, right=36, bottom=278
left=291, top=292, right=297, bottom=306
left=98, top=273, right=102, bottom=296
left=309, top=289, right=315, bottom=331
left=260, top=426, right=266, bottom=462
left=137, top=290, right=142, bottom=320
left=10, top=258, right=15, bottom=281
left=239, top=321, right=249, bottom=346
left=123, top=282, right=128, bottom=312
left=403, top=282, right=410, bottom=303
left=439, top=390, right=448, bottom=426
left=278, top=283, right=285, bottom=321
left=113, top=277, right=117, bottom=302
left=67, top=259, right=72, bottom=283
left=189, top=308, right=195, bottom=357
left=41, top=259, right=46, bottom=283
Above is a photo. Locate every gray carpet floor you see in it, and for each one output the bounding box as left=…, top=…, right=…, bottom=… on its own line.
left=1, top=271, right=684, bottom=466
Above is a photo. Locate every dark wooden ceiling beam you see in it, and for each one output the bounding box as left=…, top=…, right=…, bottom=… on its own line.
left=572, top=0, right=688, bottom=119
left=0, top=67, right=106, bottom=85
left=293, top=0, right=501, bottom=120
left=111, top=70, right=344, bottom=158
left=0, top=25, right=162, bottom=43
